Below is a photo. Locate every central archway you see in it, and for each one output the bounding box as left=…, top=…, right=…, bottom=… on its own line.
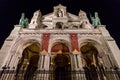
left=50, top=42, right=71, bottom=80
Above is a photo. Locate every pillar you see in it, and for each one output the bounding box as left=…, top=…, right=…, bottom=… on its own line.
left=36, top=55, right=44, bottom=80
left=36, top=54, right=50, bottom=80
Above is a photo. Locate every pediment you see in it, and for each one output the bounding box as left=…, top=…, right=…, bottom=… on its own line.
left=42, top=12, right=79, bottom=22
left=42, top=4, right=79, bottom=22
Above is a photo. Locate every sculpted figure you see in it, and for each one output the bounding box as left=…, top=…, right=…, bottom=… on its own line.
left=19, top=13, right=29, bottom=28
left=19, top=13, right=25, bottom=26
left=90, top=12, right=101, bottom=27
left=24, top=18, right=29, bottom=28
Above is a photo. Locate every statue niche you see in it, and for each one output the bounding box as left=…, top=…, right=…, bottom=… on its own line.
left=56, top=8, right=63, bottom=17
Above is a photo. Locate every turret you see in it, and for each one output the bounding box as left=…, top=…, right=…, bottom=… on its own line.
left=79, top=10, right=92, bottom=29
left=29, top=10, right=42, bottom=29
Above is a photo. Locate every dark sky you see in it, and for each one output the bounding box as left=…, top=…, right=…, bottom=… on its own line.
left=0, top=0, right=120, bottom=48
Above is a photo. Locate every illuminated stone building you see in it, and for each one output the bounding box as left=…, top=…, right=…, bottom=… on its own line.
left=0, top=4, right=120, bottom=80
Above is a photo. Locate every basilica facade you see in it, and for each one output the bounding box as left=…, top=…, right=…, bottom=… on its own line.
left=0, top=4, right=120, bottom=80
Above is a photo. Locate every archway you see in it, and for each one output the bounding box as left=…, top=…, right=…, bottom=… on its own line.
left=80, top=42, right=105, bottom=80
left=50, top=42, right=71, bottom=80
left=15, top=42, right=40, bottom=80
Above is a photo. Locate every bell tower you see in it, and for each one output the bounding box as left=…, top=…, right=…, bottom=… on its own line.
left=0, top=4, right=120, bottom=80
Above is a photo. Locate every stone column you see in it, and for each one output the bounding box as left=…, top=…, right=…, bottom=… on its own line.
left=36, top=54, right=50, bottom=80
left=40, top=55, right=44, bottom=69
left=72, top=54, right=79, bottom=80
left=37, top=55, right=41, bottom=69
left=75, top=54, right=79, bottom=80
left=76, top=53, right=86, bottom=80
left=43, top=54, right=50, bottom=80
left=70, top=54, right=74, bottom=71
left=77, top=54, right=86, bottom=80
left=76, top=54, right=83, bottom=69
left=70, top=54, right=75, bottom=80
left=73, top=54, right=78, bottom=70
left=70, top=53, right=86, bottom=80
left=44, top=54, right=50, bottom=70
left=36, top=55, right=44, bottom=80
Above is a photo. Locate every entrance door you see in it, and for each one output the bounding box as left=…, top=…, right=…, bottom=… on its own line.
left=54, top=54, right=71, bottom=80
left=55, top=67, right=66, bottom=80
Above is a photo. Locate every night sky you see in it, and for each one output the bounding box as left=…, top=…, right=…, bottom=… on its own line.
left=0, top=0, right=120, bottom=48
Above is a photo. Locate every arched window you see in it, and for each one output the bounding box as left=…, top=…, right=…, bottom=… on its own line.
left=55, top=22, right=63, bottom=29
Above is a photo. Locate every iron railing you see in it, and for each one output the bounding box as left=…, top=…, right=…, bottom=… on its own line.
left=0, top=70, right=120, bottom=80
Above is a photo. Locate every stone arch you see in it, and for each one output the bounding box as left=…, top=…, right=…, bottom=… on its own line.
left=51, top=43, right=69, bottom=54
left=50, top=39, right=71, bottom=68
left=79, top=39, right=104, bottom=66
left=11, top=37, right=41, bottom=55
left=79, top=39, right=106, bottom=80
left=79, top=37, right=103, bottom=55
left=80, top=43, right=99, bottom=65
left=49, top=39, right=71, bottom=53
left=7, top=38, right=41, bottom=70
left=50, top=42, right=70, bottom=68
left=13, top=39, right=41, bottom=80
